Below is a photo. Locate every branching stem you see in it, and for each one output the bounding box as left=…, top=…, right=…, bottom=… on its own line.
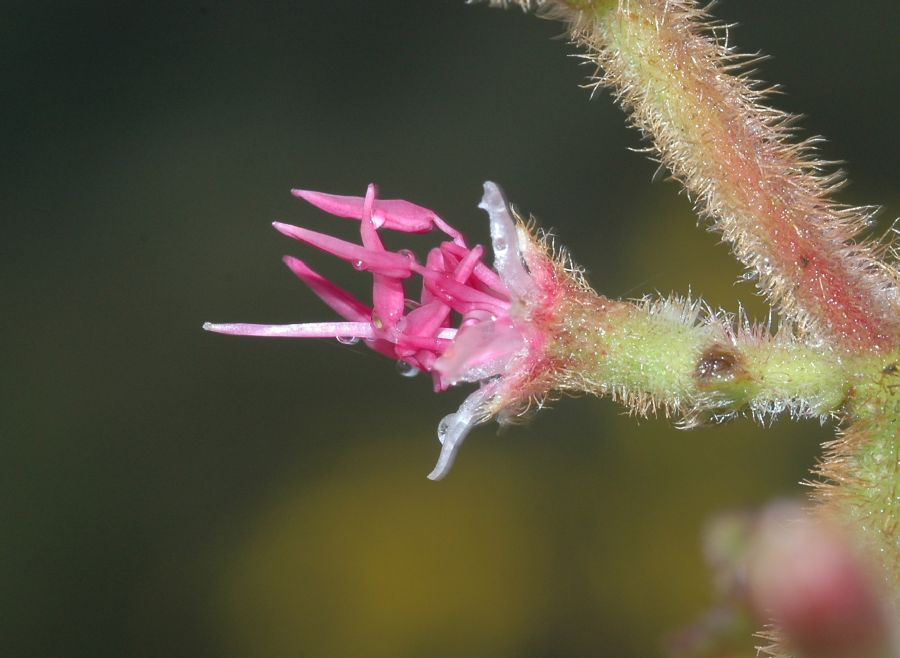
left=519, top=0, right=900, bottom=350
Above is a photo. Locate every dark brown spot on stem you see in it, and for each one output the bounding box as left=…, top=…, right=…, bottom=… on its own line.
left=696, top=344, right=747, bottom=385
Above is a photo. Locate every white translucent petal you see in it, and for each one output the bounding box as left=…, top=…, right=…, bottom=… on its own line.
left=478, top=181, right=536, bottom=300
left=433, top=317, right=524, bottom=386
left=426, top=384, right=496, bottom=481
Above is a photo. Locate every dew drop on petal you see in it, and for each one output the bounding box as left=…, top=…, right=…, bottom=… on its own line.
left=336, top=335, right=360, bottom=345
left=437, top=417, right=450, bottom=445
left=352, top=260, right=366, bottom=271
left=397, top=249, right=416, bottom=262
left=395, top=360, right=420, bottom=378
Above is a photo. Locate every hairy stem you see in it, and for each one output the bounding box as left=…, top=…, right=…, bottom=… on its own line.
left=550, top=291, right=855, bottom=424
left=503, top=0, right=899, bottom=351
left=816, top=359, right=900, bottom=583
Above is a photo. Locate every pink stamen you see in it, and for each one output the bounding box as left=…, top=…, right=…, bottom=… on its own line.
left=404, top=300, right=452, bottom=340
left=282, top=256, right=371, bottom=322
left=442, top=242, right=508, bottom=298
left=291, top=188, right=463, bottom=243
left=452, top=244, right=484, bottom=282
left=272, top=222, right=414, bottom=278
left=419, top=269, right=511, bottom=316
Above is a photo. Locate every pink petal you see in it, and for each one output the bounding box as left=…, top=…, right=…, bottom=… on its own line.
left=292, top=188, right=440, bottom=233
left=372, top=273, right=406, bottom=331
left=394, top=334, right=453, bottom=352
left=282, top=256, right=371, bottom=322
left=419, top=270, right=510, bottom=316
left=355, top=185, right=407, bottom=330
left=459, top=309, right=496, bottom=328
left=404, top=299, right=451, bottom=335
left=358, top=183, right=384, bottom=251
left=420, top=248, right=445, bottom=305
left=364, top=338, right=400, bottom=360
left=203, top=321, right=375, bottom=339
left=442, top=242, right=508, bottom=298
left=433, top=216, right=466, bottom=246
left=417, top=351, right=437, bottom=371
left=434, top=317, right=524, bottom=386
left=438, top=243, right=461, bottom=271
left=272, top=222, right=413, bottom=278
left=452, top=244, right=484, bottom=282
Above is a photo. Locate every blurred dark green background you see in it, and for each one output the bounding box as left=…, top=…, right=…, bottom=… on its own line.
left=3, top=2, right=898, bottom=656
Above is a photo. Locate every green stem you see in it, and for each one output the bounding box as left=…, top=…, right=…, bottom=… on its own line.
left=553, top=293, right=854, bottom=423
left=818, top=362, right=900, bottom=582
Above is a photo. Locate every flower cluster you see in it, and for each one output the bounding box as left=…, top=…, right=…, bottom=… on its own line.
left=205, top=182, right=566, bottom=479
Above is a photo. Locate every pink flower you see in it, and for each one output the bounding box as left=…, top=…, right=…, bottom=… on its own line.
left=205, top=182, right=567, bottom=479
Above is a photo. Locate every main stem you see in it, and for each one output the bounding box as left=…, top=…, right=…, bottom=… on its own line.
left=542, top=0, right=899, bottom=351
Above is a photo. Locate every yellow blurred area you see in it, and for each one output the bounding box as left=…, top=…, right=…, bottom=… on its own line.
left=213, top=402, right=819, bottom=657
left=218, top=439, right=553, bottom=657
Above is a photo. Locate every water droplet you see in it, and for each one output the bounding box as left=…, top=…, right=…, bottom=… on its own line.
left=437, top=417, right=452, bottom=444
left=372, top=215, right=385, bottom=229
left=493, top=237, right=507, bottom=252
left=352, top=260, right=366, bottom=271
left=336, top=335, right=360, bottom=345
left=397, top=248, right=416, bottom=262
left=395, top=361, right=420, bottom=378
